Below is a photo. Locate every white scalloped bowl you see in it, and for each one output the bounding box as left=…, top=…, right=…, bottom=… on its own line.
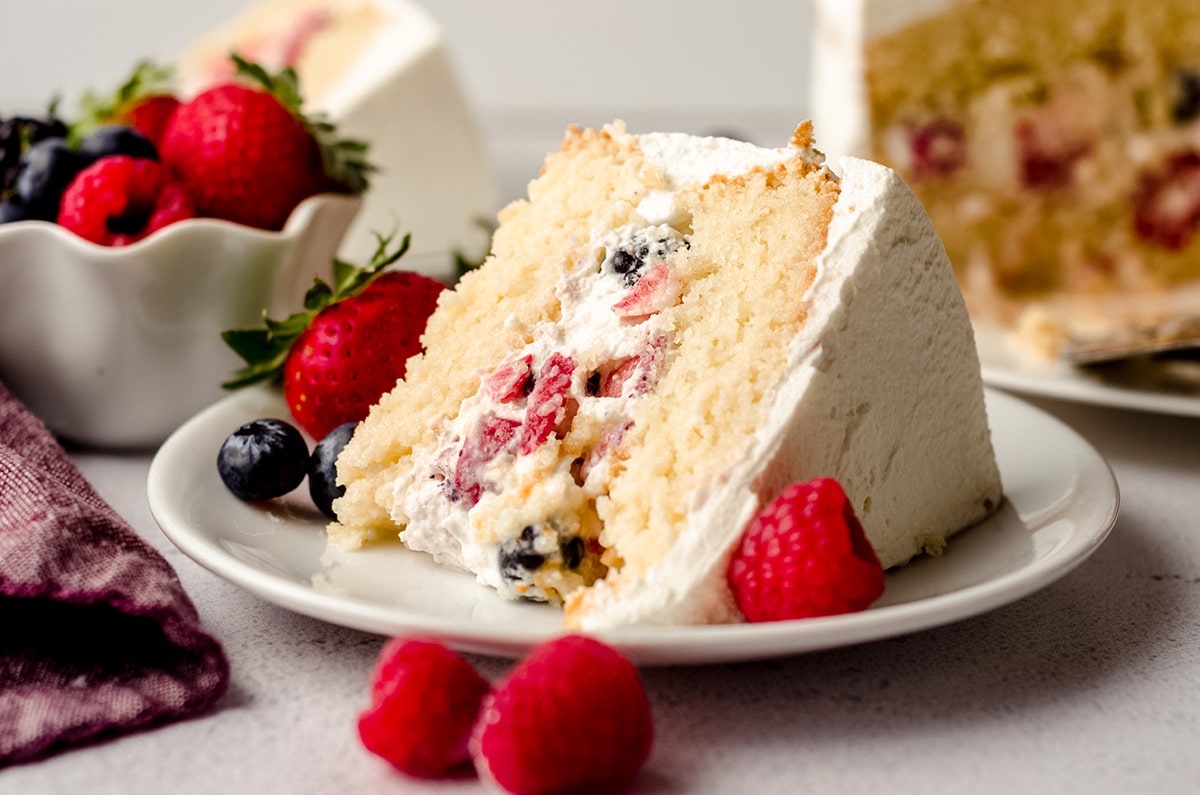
left=0, top=193, right=362, bottom=449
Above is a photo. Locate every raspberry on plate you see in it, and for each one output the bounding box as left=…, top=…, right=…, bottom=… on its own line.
left=57, top=155, right=194, bottom=246
left=358, top=638, right=490, bottom=779
left=727, top=477, right=886, bottom=622
left=472, top=635, right=653, bottom=795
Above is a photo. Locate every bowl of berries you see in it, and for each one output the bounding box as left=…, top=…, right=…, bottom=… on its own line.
left=0, top=58, right=371, bottom=449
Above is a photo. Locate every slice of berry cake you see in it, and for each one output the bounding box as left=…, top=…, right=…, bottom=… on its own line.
left=814, top=0, right=1200, bottom=354
left=330, top=121, right=1002, bottom=628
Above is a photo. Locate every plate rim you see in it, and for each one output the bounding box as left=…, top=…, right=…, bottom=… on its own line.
left=975, top=323, right=1200, bottom=418
left=147, top=386, right=1119, bottom=665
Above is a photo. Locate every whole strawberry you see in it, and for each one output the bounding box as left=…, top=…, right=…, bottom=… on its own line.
left=222, top=232, right=445, bottom=440
left=358, top=638, right=490, bottom=778
left=728, top=477, right=885, bottom=622
left=73, top=61, right=180, bottom=148
left=160, top=55, right=371, bottom=230
left=472, top=635, right=654, bottom=795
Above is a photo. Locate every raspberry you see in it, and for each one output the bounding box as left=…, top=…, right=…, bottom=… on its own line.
left=728, top=478, right=885, bottom=622
left=472, top=635, right=653, bottom=795
left=357, top=638, right=491, bottom=779
left=57, top=155, right=194, bottom=246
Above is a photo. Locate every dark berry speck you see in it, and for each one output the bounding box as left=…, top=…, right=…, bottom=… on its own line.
left=79, top=125, right=160, bottom=162
left=1171, top=68, right=1200, bottom=125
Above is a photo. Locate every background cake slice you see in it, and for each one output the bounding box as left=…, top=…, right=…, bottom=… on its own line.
left=179, top=0, right=496, bottom=275
left=813, top=0, right=1200, bottom=354
left=331, top=121, right=1003, bottom=628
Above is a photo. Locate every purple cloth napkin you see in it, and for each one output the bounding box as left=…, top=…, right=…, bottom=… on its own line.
left=0, top=379, right=229, bottom=767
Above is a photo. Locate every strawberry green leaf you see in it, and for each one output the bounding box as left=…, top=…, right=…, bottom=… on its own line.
left=70, top=60, right=175, bottom=145
left=452, top=217, right=498, bottom=282
left=220, top=230, right=413, bottom=391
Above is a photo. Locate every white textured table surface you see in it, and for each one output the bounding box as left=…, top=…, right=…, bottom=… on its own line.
left=5, top=390, right=1199, bottom=795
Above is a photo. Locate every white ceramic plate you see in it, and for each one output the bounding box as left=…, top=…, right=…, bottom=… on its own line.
left=976, top=323, right=1200, bottom=418
left=148, top=386, right=1118, bottom=665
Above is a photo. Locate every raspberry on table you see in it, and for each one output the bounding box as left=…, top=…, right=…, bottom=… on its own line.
left=472, top=634, right=654, bottom=795
left=57, top=155, right=194, bottom=246
left=358, top=638, right=491, bottom=779
left=728, top=477, right=885, bottom=622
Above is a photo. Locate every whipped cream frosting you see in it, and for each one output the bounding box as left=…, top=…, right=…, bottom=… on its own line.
left=387, top=127, right=999, bottom=628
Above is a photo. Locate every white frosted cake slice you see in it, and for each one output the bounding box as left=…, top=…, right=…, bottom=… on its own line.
left=813, top=0, right=1200, bottom=355
left=331, top=121, right=1003, bottom=629
left=178, top=0, right=496, bottom=274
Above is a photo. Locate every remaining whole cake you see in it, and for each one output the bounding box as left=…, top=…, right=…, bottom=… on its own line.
left=813, top=0, right=1200, bottom=354
left=178, top=0, right=496, bottom=274
left=331, top=121, right=1002, bottom=629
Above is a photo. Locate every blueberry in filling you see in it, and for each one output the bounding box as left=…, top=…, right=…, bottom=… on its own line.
left=602, top=228, right=687, bottom=287
left=560, top=535, right=585, bottom=570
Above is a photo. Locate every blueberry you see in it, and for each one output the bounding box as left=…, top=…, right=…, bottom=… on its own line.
left=78, top=125, right=159, bottom=162
left=217, top=418, right=309, bottom=502
left=1171, top=68, right=1200, bottom=125
left=15, top=138, right=95, bottom=221
left=560, top=535, right=584, bottom=569
left=0, top=115, right=69, bottom=195
left=611, top=249, right=640, bottom=275
left=307, top=421, right=358, bottom=519
left=499, top=525, right=545, bottom=577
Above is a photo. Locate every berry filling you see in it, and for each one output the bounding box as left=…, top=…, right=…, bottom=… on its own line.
left=399, top=221, right=687, bottom=602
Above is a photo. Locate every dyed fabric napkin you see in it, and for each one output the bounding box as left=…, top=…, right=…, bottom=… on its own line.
left=0, top=379, right=229, bottom=767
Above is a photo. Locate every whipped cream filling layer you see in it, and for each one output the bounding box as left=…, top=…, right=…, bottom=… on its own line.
left=394, top=218, right=686, bottom=600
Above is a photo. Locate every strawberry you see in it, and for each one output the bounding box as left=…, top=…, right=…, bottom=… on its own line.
left=160, top=55, right=371, bottom=230
left=517, top=352, right=576, bottom=455
left=222, top=232, right=445, bottom=439
left=454, top=414, right=522, bottom=506
left=72, top=61, right=180, bottom=148
left=727, top=478, right=885, bottom=622
left=611, top=263, right=681, bottom=317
